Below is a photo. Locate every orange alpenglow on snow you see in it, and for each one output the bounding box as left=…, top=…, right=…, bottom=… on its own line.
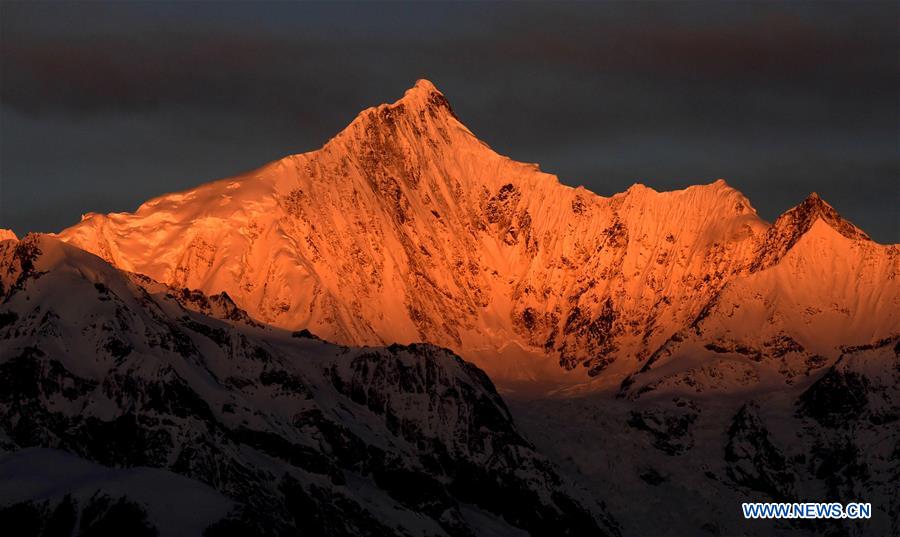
left=56, top=80, right=899, bottom=391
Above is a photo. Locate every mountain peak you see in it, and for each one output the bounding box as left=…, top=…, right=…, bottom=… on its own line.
left=391, top=78, right=456, bottom=117
left=751, top=192, right=870, bottom=271
left=409, top=78, right=441, bottom=95
left=326, top=77, right=464, bottom=157
left=797, top=192, right=838, bottom=215
left=0, top=229, right=17, bottom=242
left=789, top=193, right=868, bottom=239
left=334, top=78, right=459, bottom=141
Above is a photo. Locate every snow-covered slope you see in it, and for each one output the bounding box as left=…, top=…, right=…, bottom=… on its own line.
left=60, top=80, right=870, bottom=388
left=616, top=196, right=898, bottom=399
left=513, top=335, right=899, bottom=537
left=0, top=234, right=618, bottom=536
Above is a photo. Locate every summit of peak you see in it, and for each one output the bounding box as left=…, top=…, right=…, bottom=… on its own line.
left=332, top=78, right=462, bottom=145
left=751, top=192, right=871, bottom=271
left=683, top=178, right=739, bottom=195
left=791, top=192, right=843, bottom=220
left=410, top=78, right=441, bottom=94
left=343, top=79, right=456, bottom=124
left=797, top=191, right=837, bottom=212
left=778, top=193, right=869, bottom=242
left=626, top=182, right=652, bottom=192
left=0, top=228, right=17, bottom=242
left=389, top=78, right=455, bottom=116
left=692, top=178, right=741, bottom=194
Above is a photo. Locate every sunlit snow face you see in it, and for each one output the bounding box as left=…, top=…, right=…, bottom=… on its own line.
left=38, top=72, right=894, bottom=397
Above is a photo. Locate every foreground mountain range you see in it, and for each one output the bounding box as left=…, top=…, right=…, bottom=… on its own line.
left=1, top=80, right=897, bottom=536
left=0, top=234, right=615, bottom=536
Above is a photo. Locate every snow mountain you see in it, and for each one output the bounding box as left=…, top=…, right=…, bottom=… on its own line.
left=56, top=80, right=898, bottom=392
left=3, top=80, right=897, bottom=536
left=0, top=234, right=617, bottom=536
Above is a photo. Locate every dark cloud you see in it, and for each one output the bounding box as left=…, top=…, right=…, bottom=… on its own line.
left=1, top=1, right=897, bottom=241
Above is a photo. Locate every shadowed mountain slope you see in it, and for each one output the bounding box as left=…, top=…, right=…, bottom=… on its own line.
left=0, top=234, right=617, bottom=536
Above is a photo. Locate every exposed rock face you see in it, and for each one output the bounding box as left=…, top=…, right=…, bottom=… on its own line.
left=724, top=403, right=795, bottom=502
left=0, top=235, right=618, bottom=537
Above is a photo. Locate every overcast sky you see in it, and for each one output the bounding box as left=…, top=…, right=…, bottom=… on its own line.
left=1, top=1, right=897, bottom=241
